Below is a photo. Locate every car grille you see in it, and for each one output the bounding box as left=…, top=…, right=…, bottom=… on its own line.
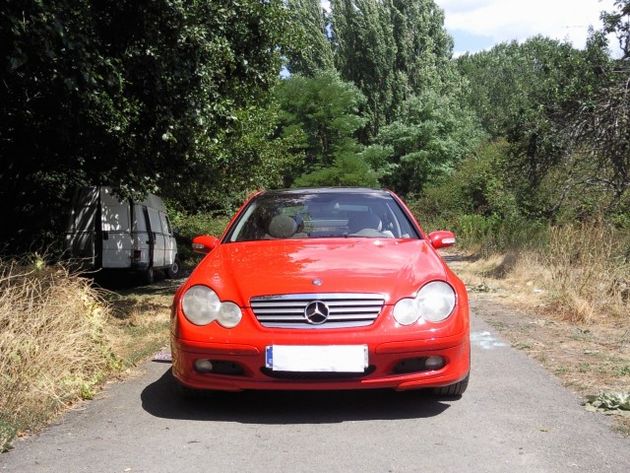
left=250, top=293, right=385, bottom=329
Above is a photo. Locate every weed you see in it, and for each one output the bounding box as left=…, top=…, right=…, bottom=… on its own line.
left=0, top=258, right=114, bottom=451
left=578, top=363, right=591, bottom=373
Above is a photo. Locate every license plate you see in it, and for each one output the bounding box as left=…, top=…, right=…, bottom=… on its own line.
left=265, top=345, right=368, bottom=373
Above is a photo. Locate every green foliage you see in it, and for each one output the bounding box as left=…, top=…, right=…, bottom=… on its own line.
left=585, top=392, right=630, bottom=412
left=275, top=72, right=372, bottom=184
left=569, top=5, right=630, bottom=212
left=0, top=0, right=290, bottom=250
left=176, top=103, right=304, bottom=213
left=166, top=208, right=230, bottom=265
left=294, top=153, right=379, bottom=187
left=285, top=0, right=335, bottom=75
left=418, top=141, right=516, bottom=219
left=370, top=90, right=485, bottom=195
left=409, top=140, right=547, bottom=253
left=331, top=0, right=454, bottom=137
left=456, top=34, right=626, bottom=219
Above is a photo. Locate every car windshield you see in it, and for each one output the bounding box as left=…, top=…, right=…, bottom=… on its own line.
left=226, top=191, right=420, bottom=242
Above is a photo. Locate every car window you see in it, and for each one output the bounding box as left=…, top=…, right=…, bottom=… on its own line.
left=160, top=212, right=172, bottom=235
left=227, top=192, right=419, bottom=242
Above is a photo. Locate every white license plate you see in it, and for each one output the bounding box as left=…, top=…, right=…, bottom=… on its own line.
left=265, top=345, right=369, bottom=373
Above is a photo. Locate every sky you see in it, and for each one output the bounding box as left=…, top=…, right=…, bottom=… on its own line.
left=322, top=0, right=617, bottom=56
left=435, top=0, right=617, bottom=55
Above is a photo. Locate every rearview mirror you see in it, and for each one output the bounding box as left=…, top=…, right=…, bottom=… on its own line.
left=192, top=235, right=220, bottom=254
left=429, top=231, right=456, bottom=249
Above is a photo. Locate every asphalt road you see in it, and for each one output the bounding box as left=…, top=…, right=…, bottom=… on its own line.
left=2, top=301, right=629, bottom=473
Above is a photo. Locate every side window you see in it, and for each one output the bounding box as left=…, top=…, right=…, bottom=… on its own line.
left=147, top=209, right=163, bottom=235
left=161, top=213, right=173, bottom=235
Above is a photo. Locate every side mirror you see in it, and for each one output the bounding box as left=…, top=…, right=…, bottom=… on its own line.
left=429, top=230, right=456, bottom=249
left=192, top=235, right=220, bottom=254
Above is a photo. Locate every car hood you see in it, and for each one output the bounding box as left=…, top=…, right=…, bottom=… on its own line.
left=191, top=239, right=448, bottom=306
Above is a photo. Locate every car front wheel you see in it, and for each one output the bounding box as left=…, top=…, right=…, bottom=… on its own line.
left=433, top=374, right=469, bottom=397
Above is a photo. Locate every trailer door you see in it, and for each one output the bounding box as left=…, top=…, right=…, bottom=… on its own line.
left=146, top=207, right=166, bottom=267
left=100, top=189, right=133, bottom=268
left=159, top=211, right=176, bottom=266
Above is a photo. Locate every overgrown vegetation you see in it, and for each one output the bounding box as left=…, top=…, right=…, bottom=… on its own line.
left=0, top=257, right=175, bottom=451
left=0, top=258, right=115, bottom=451
left=1, top=0, right=629, bottom=445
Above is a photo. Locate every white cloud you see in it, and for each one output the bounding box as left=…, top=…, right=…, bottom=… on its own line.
left=435, top=0, right=616, bottom=50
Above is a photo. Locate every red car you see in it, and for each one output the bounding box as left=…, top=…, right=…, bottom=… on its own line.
left=171, top=188, right=470, bottom=396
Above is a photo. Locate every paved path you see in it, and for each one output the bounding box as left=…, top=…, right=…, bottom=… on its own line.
left=2, top=302, right=629, bottom=473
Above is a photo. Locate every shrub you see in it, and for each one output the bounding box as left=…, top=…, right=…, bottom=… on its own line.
left=544, top=223, right=630, bottom=322
left=0, top=258, right=115, bottom=451
left=167, top=210, right=231, bottom=266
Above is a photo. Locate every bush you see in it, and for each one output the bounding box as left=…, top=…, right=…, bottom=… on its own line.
left=167, top=210, right=231, bottom=266
left=544, top=222, right=630, bottom=322
left=0, top=257, right=116, bottom=451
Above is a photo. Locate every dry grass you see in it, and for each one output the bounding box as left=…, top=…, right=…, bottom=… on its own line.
left=106, top=290, right=172, bottom=369
left=0, top=258, right=174, bottom=452
left=0, top=257, right=116, bottom=451
left=450, top=222, right=630, bottom=435
left=459, top=223, right=629, bottom=325
left=544, top=224, right=629, bottom=323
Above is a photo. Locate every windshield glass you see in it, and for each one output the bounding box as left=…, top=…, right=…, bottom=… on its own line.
left=226, top=191, right=420, bottom=242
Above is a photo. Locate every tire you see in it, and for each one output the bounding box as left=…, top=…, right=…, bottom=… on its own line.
left=433, top=374, right=469, bottom=397
left=143, top=267, right=155, bottom=285
left=166, top=257, right=181, bottom=279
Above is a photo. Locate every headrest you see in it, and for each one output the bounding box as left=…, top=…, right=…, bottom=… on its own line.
left=348, top=212, right=382, bottom=232
left=268, top=214, right=298, bottom=239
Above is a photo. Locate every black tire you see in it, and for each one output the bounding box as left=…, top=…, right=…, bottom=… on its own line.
left=433, top=374, right=469, bottom=397
left=166, top=257, right=181, bottom=279
left=143, top=267, right=155, bottom=285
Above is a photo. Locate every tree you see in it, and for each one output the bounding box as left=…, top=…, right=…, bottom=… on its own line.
left=274, top=71, right=369, bottom=184
left=331, top=0, right=397, bottom=137
left=568, top=2, right=630, bottom=213
left=456, top=36, right=612, bottom=216
left=389, top=0, right=454, bottom=94
left=331, top=0, right=454, bottom=137
left=285, top=0, right=335, bottom=75
left=0, top=0, right=290, bottom=249
left=602, top=0, right=630, bottom=59
left=368, top=90, right=484, bottom=195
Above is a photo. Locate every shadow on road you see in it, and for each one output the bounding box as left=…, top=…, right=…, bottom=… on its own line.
left=141, top=367, right=452, bottom=424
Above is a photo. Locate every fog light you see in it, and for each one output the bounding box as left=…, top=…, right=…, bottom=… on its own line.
left=194, top=359, right=214, bottom=373
left=425, top=356, right=445, bottom=370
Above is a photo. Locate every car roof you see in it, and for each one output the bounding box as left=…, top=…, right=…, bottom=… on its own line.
left=261, top=187, right=391, bottom=196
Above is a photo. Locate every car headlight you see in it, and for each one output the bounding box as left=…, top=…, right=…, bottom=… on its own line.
left=217, top=302, right=242, bottom=328
left=393, top=281, right=456, bottom=325
left=181, top=285, right=242, bottom=328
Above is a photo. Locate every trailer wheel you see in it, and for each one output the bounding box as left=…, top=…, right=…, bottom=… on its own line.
left=166, top=258, right=181, bottom=279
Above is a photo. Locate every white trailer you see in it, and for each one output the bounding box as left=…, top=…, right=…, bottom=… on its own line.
left=65, top=187, right=180, bottom=283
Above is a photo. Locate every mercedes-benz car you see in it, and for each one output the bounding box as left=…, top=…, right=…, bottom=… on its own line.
left=170, top=188, right=470, bottom=396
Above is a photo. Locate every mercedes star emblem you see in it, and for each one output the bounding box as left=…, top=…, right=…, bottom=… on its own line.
left=304, top=300, right=329, bottom=325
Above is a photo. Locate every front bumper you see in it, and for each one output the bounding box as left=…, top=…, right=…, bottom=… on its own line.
left=171, top=332, right=470, bottom=392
